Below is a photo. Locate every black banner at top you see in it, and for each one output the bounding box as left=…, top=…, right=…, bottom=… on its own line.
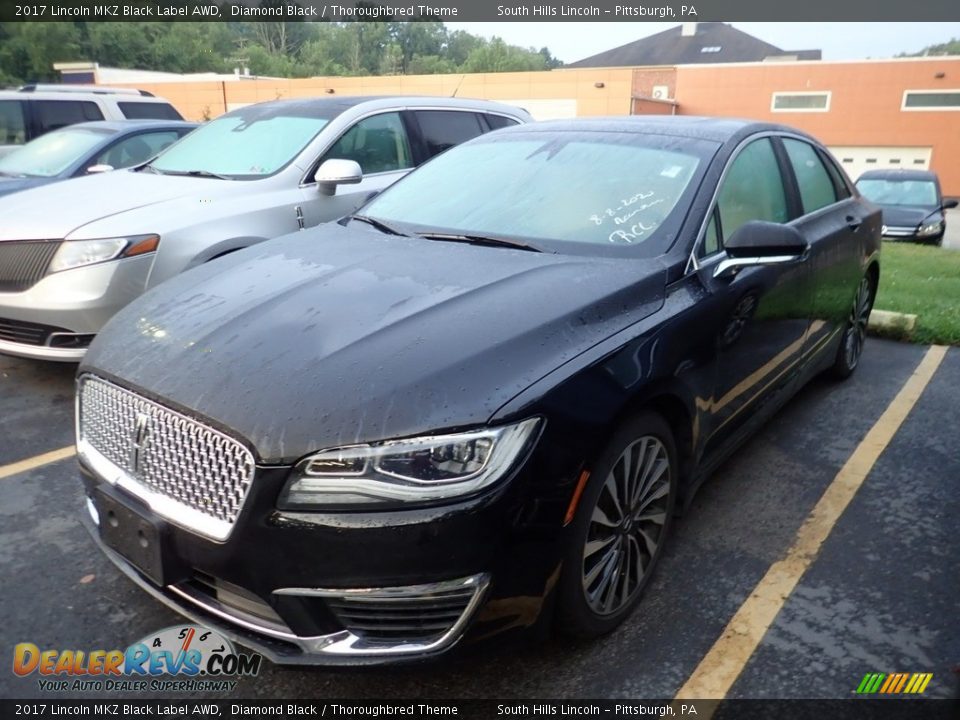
left=3, top=0, right=960, bottom=23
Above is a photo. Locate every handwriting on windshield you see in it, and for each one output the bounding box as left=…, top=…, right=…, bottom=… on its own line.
left=589, top=190, right=666, bottom=243
left=590, top=190, right=659, bottom=226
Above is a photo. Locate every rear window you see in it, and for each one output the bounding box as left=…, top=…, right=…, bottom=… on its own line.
left=415, top=110, right=486, bottom=158
left=485, top=114, right=520, bottom=131
left=33, top=100, right=104, bottom=134
left=118, top=102, right=183, bottom=121
left=0, top=100, right=27, bottom=146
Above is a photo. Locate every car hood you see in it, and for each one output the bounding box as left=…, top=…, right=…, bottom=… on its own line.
left=0, top=176, right=53, bottom=198
left=877, top=205, right=940, bottom=228
left=83, top=224, right=667, bottom=464
left=0, top=169, right=223, bottom=241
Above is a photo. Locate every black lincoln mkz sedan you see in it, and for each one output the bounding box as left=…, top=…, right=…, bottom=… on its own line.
left=77, top=117, right=881, bottom=665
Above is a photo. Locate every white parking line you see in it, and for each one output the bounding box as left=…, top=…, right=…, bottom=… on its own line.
left=674, top=344, right=949, bottom=702
left=0, top=446, right=76, bottom=480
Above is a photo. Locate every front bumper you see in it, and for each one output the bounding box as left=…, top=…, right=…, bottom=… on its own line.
left=79, top=458, right=569, bottom=665
left=0, top=255, right=152, bottom=361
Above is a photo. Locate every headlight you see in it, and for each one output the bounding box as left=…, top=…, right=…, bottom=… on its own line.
left=917, top=221, right=943, bottom=238
left=48, top=234, right=160, bottom=273
left=279, top=418, right=542, bottom=508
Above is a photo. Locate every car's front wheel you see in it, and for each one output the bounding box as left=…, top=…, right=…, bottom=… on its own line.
left=557, top=412, right=677, bottom=639
left=831, top=274, right=876, bottom=380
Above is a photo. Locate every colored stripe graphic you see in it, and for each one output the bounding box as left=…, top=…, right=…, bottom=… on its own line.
left=857, top=672, right=932, bottom=694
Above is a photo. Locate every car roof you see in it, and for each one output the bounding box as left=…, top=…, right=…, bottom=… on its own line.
left=222, top=95, right=530, bottom=119
left=55, top=119, right=198, bottom=134
left=491, top=115, right=819, bottom=144
left=0, top=89, right=170, bottom=102
left=856, top=168, right=939, bottom=182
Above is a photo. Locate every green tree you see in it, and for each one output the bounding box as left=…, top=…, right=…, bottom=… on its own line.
left=900, top=38, right=960, bottom=56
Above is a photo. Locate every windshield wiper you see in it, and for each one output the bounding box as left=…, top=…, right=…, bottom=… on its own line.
left=145, top=168, right=232, bottom=180
left=350, top=214, right=409, bottom=236
left=417, top=232, right=542, bottom=253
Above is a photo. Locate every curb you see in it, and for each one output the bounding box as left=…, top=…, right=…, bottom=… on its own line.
left=868, top=309, right=917, bottom=336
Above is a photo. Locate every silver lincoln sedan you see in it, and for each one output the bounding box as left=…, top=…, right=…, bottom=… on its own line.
left=0, top=96, right=530, bottom=361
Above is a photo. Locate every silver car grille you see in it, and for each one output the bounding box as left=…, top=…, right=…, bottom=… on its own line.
left=0, top=240, right=62, bottom=292
left=77, top=374, right=255, bottom=541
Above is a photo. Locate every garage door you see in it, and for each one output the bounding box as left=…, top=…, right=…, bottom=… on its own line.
left=827, top=146, right=932, bottom=184
left=507, top=99, right=577, bottom=121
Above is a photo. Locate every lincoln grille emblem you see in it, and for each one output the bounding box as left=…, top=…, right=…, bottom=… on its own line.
left=131, top=412, right=151, bottom=474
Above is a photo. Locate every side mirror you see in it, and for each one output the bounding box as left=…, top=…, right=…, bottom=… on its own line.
left=315, top=159, right=362, bottom=196
left=86, top=164, right=114, bottom=174
left=713, top=221, right=807, bottom=280
left=942, top=198, right=958, bottom=210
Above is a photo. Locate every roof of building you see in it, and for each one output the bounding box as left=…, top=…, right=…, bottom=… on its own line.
left=566, top=23, right=821, bottom=68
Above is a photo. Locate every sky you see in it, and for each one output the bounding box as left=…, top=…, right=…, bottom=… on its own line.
left=446, top=22, right=960, bottom=64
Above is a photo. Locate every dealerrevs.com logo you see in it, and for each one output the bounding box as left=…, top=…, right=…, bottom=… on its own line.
left=13, top=625, right=261, bottom=693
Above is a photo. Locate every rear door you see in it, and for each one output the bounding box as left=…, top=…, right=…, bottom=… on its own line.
left=779, top=136, right=867, bottom=357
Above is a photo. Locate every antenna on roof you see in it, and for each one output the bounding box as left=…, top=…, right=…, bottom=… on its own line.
left=451, top=75, right=466, bottom=98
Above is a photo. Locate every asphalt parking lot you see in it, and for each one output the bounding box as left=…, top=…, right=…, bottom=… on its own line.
left=0, top=339, right=957, bottom=702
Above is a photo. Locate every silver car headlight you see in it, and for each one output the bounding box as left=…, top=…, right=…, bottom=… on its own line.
left=49, top=234, right=160, bottom=273
left=917, top=221, right=943, bottom=238
left=279, top=418, right=542, bottom=508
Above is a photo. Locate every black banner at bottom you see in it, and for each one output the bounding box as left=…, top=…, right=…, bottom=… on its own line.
left=1, top=699, right=958, bottom=720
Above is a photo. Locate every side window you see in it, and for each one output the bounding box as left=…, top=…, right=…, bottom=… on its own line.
left=818, top=148, right=852, bottom=201
left=323, top=112, right=412, bottom=175
left=415, top=110, right=485, bottom=158
left=783, top=138, right=837, bottom=214
left=484, top=114, right=520, bottom=131
left=702, top=211, right=721, bottom=257
left=33, top=101, right=104, bottom=134
left=117, top=102, right=183, bottom=120
left=716, top=138, right=788, bottom=242
left=0, top=100, right=26, bottom=145
left=96, top=131, right=181, bottom=169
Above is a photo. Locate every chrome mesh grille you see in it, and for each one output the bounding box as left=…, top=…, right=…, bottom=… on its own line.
left=0, top=241, right=61, bottom=292
left=78, top=375, right=255, bottom=540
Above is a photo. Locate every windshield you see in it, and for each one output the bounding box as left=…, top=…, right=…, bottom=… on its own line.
left=150, top=113, right=330, bottom=178
left=0, top=127, right=110, bottom=178
left=362, top=130, right=712, bottom=256
left=857, top=178, right=939, bottom=207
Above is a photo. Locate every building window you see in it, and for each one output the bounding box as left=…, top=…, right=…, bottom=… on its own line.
left=901, top=90, right=960, bottom=111
left=700, top=46, right=722, bottom=53
left=771, top=92, right=831, bottom=113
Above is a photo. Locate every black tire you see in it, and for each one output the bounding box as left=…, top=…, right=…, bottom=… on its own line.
left=830, top=273, right=876, bottom=380
left=556, top=411, right=678, bottom=640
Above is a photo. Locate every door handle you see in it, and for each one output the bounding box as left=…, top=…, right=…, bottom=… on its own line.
left=846, top=215, right=862, bottom=232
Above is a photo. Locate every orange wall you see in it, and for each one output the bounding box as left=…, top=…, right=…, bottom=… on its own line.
left=675, top=59, right=960, bottom=194
left=111, top=67, right=634, bottom=121
left=110, top=59, right=960, bottom=193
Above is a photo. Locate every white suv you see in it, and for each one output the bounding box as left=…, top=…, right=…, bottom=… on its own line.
left=0, top=85, right=183, bottom=157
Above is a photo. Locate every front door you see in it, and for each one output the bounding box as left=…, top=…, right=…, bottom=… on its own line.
left=696, top=137, right=812, bottom=460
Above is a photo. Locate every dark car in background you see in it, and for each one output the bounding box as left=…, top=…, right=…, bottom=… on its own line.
left=76, top=117, right=881, bottom=665
left=0, top=120, right=197, bottom=198
left=856, top=168, right=957, bottom=245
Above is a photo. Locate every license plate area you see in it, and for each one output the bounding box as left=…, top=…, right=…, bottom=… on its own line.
left=94, top=485, right=180, bottom=586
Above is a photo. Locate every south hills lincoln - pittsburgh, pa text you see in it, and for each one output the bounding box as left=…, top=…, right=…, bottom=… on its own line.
left=496, top=5, right=695, bottom=17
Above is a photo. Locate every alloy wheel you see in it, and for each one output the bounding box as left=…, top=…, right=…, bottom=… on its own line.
left=843, top=277, right=873, bottom=371
left=581, top=435, right=671, bottom=616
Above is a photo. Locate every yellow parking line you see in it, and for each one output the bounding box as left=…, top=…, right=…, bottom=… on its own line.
left=0, top=445, right=76, bottom=480
left=675, top=345, right=949, bottom=702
